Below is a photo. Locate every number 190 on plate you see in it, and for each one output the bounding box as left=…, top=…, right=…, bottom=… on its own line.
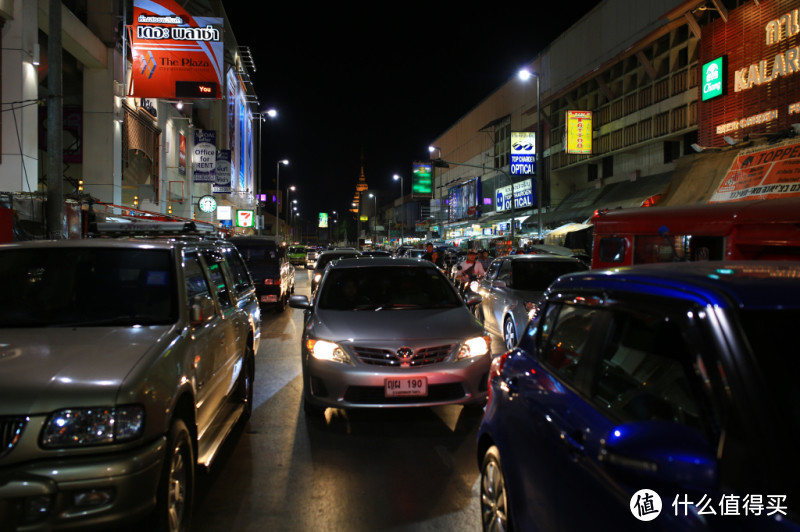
left=384, top=377, right=428, bottom=397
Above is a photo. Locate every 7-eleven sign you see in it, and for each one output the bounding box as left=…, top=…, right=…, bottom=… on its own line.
left=236, top=209, right=254, bottom=228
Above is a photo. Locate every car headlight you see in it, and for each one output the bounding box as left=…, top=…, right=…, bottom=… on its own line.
left=306, top=339, right=352, bottom=364
left=458, top=335, right=491, bottom=360
left=41, top=405, right=144, bottom=448
left=313, top=273, right=322, bottom=284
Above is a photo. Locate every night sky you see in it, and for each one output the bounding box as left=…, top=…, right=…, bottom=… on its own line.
left=222, top=2, right=601, bottom=224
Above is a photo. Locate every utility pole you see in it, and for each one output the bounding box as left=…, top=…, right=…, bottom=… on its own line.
left=46, top=0, right=64, bottom=238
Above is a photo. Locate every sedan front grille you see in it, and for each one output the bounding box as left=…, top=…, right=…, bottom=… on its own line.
left=353, top=344, right=454, bottom=366
left=0, top=416, right=27, bottom=459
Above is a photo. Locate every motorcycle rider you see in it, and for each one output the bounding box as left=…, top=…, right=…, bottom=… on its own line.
left=457, top=248, right=486, bottom=287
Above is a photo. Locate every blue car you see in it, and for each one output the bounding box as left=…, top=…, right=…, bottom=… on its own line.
left=477, top=262, right=800, bottom=531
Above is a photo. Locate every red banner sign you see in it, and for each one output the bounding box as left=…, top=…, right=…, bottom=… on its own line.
left=710, top=142, right=800, bottom=202
left=129, top=0, right=223, bottom=99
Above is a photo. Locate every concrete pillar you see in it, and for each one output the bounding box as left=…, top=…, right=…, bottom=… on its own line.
left=82, top=47, right=121, bottom=204
left=0, top=0, right=40, bottom=193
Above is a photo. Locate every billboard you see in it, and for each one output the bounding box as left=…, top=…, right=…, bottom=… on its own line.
left=495, top=179, right=534, bottom=212
left=510, top=131, right=536, bottom=175
left=710, top=144, right=800, bottom=203
left=129, top=0, right=223, bottom=99
left=319, top=212, right=329, bottom=228
left=447, top=178, right=481, bottom=222
left=566, top=110, right=592, bottom=154
left=412, top=162, right=432, bottom=198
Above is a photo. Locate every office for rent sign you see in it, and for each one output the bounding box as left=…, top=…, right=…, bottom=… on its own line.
left=129, top=0, right=223, bottom=99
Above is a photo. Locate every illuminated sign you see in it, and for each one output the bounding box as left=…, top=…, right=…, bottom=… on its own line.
left=237, top=209, right=254, bottom=227
left=510, top=131, right=536, bottom=175
left=702, top=57, right=725, bottom=101
left=319, top=212, right=329, bottom=228
left=130, top=0, right=223, bottom=99
left=565, top=110, right=592, bottom=154
left=495, top=179, right=533, bottom=212
left=735, top=7, right=800, bottom=94
left=412, top=162, right=432, bottom=198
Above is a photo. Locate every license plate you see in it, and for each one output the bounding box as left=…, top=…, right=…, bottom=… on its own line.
left=384, top=377, right=428, bottom=397
left=261, top=295, right=277, bottom=303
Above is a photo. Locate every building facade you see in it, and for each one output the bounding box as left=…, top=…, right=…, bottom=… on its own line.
left=431, top=0, right=800, bottom=251
left=0, top=0, right=276, bottom=238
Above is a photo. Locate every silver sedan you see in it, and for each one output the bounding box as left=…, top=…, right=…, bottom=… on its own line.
left=289, top=257, right=491, bottom=415
left=475, top=254, right=588, bottom=350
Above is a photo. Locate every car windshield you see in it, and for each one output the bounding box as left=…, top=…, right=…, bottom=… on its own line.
left=511, top=261, right=587, bottom=291
left=0, top=247, right=176, bottom=327
left=318, top=266, right=462, bottom=310
left=289, top=246, right=305, bottom=255
left=236, top=244, right=280, bottom=266
left=316, top=253, right=358, bottom=270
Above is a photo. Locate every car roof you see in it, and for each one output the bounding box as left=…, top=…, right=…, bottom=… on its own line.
left=551, top=261, right=800, bottom=310
left=495, top=254, right=585, bottom=263
left=331, top=257, right=438, bottom=269
left=0, top=238, right=181, bottom=251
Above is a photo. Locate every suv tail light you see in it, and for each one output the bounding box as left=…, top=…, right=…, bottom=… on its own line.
left=264, top=279, right=281, bottom=287
left=487, top=352, right=510, bottom=403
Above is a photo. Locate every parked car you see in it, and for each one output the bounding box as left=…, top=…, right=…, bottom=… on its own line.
left=0, top=222, right=258, bottom=531
left=310, top=248, right=361, bottom=294
left=475, top=254, right=588, bottom=349
left=289, top=257, right=491, bottom=415
left=287, top=245, right=307, bottom=268
left=477, top=262, right=800, bottom=531
left=306, top=246, right=321, bottom=268
left=230, top=236, right=295, bottom=312
left=361, top=250, right=392, bottom=257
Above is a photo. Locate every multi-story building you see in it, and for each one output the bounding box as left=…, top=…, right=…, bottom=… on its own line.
left=0, top=0, right=279, bottom=238
left=430, top=0, right=800, bottom=252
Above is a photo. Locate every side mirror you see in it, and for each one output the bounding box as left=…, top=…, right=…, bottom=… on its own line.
left=599, top=420, right=717, bottom=491
left=288, top=295, right=312, bottom=310
left=190, top=294, right=216, bottom=326
left=464, top=293, right=482, bottom=307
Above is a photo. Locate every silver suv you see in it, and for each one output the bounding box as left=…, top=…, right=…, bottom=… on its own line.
left=0, top=222, right=258, bottom=531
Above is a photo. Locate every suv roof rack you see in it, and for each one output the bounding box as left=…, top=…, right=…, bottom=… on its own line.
left=89, top=221, right=218, bottom=238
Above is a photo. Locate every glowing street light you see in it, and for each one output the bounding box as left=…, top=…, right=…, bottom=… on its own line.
left=275, top=159, right=289, bottom=238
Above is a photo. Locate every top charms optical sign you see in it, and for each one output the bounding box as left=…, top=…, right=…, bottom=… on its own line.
left=702, top=57, right=726, bottom=101
left=510, top=132, right=536, bottom=175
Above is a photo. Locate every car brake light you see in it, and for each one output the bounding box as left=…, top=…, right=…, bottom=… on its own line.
left=490, top=352, right=509, bottom=380
left=263, top=279, right=280, bottom=286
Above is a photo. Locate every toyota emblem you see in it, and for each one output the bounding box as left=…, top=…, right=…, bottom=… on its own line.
left=396, top=347, right=415, bottom=366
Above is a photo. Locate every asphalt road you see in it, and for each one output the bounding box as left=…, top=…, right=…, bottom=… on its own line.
left=191, top=268, right=507, bottom=532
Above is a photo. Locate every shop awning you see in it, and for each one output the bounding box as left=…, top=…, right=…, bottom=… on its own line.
left=544, top=172, right=673, bottom=225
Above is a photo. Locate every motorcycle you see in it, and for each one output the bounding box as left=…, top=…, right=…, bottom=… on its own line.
left=456, top=264, right=482, bottom=307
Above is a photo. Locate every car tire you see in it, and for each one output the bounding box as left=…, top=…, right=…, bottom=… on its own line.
left=152, top=418, right=194, bottom=532
left=503, top=317, right=517, bottom=350
left=235, top=347, right=255, bottom=420
left=480, top=445, right=512, bottom=532
left=302, top=394, right=325, bottom=417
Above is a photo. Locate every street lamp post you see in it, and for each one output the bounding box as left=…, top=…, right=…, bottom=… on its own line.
left=392, top=174, right=404, bottom=246
left=285, top=185, right=296, bottom=240
left=369, top=193, right=378, bottom=246
left=255, top=109, right=277, bottom=235
left=518, top=68, right=542, bottom=242
left=275, top=159, right=289, bottom=239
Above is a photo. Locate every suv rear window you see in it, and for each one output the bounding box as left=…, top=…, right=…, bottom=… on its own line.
left=1, top=248, right=176, bottom=327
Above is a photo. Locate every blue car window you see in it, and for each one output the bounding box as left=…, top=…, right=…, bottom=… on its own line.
left=540, top=303, right=599, bottom=384
left=593, top=310, right=703, bottom=430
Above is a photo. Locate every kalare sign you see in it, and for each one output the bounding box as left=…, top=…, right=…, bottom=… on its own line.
left=129, top=0, right=223, bottom=99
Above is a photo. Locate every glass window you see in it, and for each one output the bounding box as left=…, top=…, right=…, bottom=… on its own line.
left=593, top=310, right=702, bottom=430
left=184, top=252, right=212, bottom=304
left=598, top=237, right=626, bottom=263
left=540, top=303, right=599, bottom=384
left=202, top=250, right=233, bottom=310
left=318, top=266, right=461, bottom=310
left=485, top=260, right=501, bottom=280
left=221, top=247, right=252, bottom=294
left=0, top=247, right=175, bottom=327
left=510, top=260, right=587, bottom=290
left=497, top=260, right=512, bottom=284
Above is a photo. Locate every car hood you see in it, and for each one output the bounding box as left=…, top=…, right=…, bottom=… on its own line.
left=310, top=307, right=484, bottom=342
left=0, top=326, right=174, bottom=415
